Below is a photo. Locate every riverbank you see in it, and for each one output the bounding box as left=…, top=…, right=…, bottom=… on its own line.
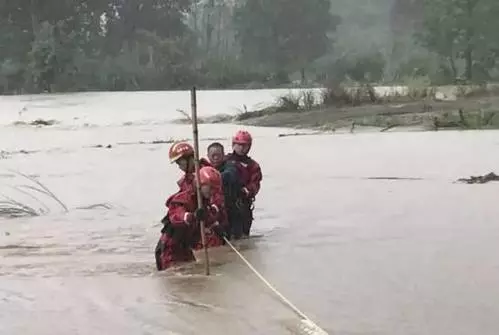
left=174, top=84, right=499, bottom=133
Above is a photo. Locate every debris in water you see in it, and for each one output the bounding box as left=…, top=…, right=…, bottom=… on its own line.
left=90, top=137, right=223, bottom=150
left=76, top=203, right=113, bottom=210
left=0, top=244, right=41, bottom=250
left=177, top=108, right=191, bottom=121
left=91, top=144, right=112, bottom=149
left=150, top=139, right=175, bottom=144
left=366, top=176, right=424, bottom=181
left=277, top=131, right=327, bottom=137
left=456, top=172, right=499, bottom=184
left=173, top=109, right=233, bottom=124
left=380, top=124, right=398, bottom=132
left=13, top=119, right=58, bottom=127
left=30, top=119, right=57, bottom=126
left=202, top=137, right=227, bottom=142
left=0, top=150, right=41, bottom=158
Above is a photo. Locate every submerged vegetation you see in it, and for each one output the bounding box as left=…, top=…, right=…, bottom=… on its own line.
left=0, top=171, right=67, bottom=218
left=0, top=171, right=116, bottom=219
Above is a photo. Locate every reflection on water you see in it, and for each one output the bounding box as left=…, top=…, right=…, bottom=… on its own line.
left=1, top=92, right=499, bottom=334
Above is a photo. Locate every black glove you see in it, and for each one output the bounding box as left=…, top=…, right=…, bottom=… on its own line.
left=160, top=215, right=169, bottom=225
left=194, top=207, right=207, bottom=221
left=212, top=224, right=228, bottom=239
left=240, top=187, right=250, bottom=199
left=160, top=215, right=173, bottom=235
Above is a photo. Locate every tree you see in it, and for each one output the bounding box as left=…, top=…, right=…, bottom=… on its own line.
left=0, top=0, right=198, bottom=92
left=233, top=0, right=339, bottom=82
left=416, top=0, right=499, bottom=82
left=188, top=0, right=238, bottom=59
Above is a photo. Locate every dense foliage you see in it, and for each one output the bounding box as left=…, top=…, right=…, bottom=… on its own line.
left=416, top=0, right=499, bottom=82
left=0, top=0, right=497, bottom=94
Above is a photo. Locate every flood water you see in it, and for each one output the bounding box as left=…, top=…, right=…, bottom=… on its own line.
left=1, top=90, right=499, bottom=335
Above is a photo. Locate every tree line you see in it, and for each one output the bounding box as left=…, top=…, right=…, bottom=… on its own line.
left=0, top=0, right=498, bottom=94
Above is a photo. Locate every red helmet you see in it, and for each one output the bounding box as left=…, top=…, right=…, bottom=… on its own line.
left=198, top=166, right=222, bottom=187
left=169, top=142, right=194, bottom=163
left=232, top=130, right=252, bottom=146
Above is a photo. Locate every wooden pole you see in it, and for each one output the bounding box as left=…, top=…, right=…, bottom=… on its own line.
left=190, top=86, right=210, bottom=276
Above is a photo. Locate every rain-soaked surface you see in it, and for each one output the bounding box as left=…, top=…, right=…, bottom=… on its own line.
left=1, top=90, right=499, bottom=335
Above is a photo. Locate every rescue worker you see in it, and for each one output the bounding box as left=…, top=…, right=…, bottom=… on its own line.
left=155, top=166, right=228, bottom=271
left=168, top=141, right=211, bottom=192
left=207, top=142, right=243, bottom=238
left=225, top=130, right=262, bottom=238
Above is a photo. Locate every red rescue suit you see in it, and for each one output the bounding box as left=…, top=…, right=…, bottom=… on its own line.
left=155, top=179, right=227, bottom=271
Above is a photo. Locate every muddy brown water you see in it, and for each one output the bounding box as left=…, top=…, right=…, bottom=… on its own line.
left=1, top=91, right=499, bottom=335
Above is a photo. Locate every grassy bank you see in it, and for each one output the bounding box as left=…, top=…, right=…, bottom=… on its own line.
left=174, top=83, right=499, bottom=133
